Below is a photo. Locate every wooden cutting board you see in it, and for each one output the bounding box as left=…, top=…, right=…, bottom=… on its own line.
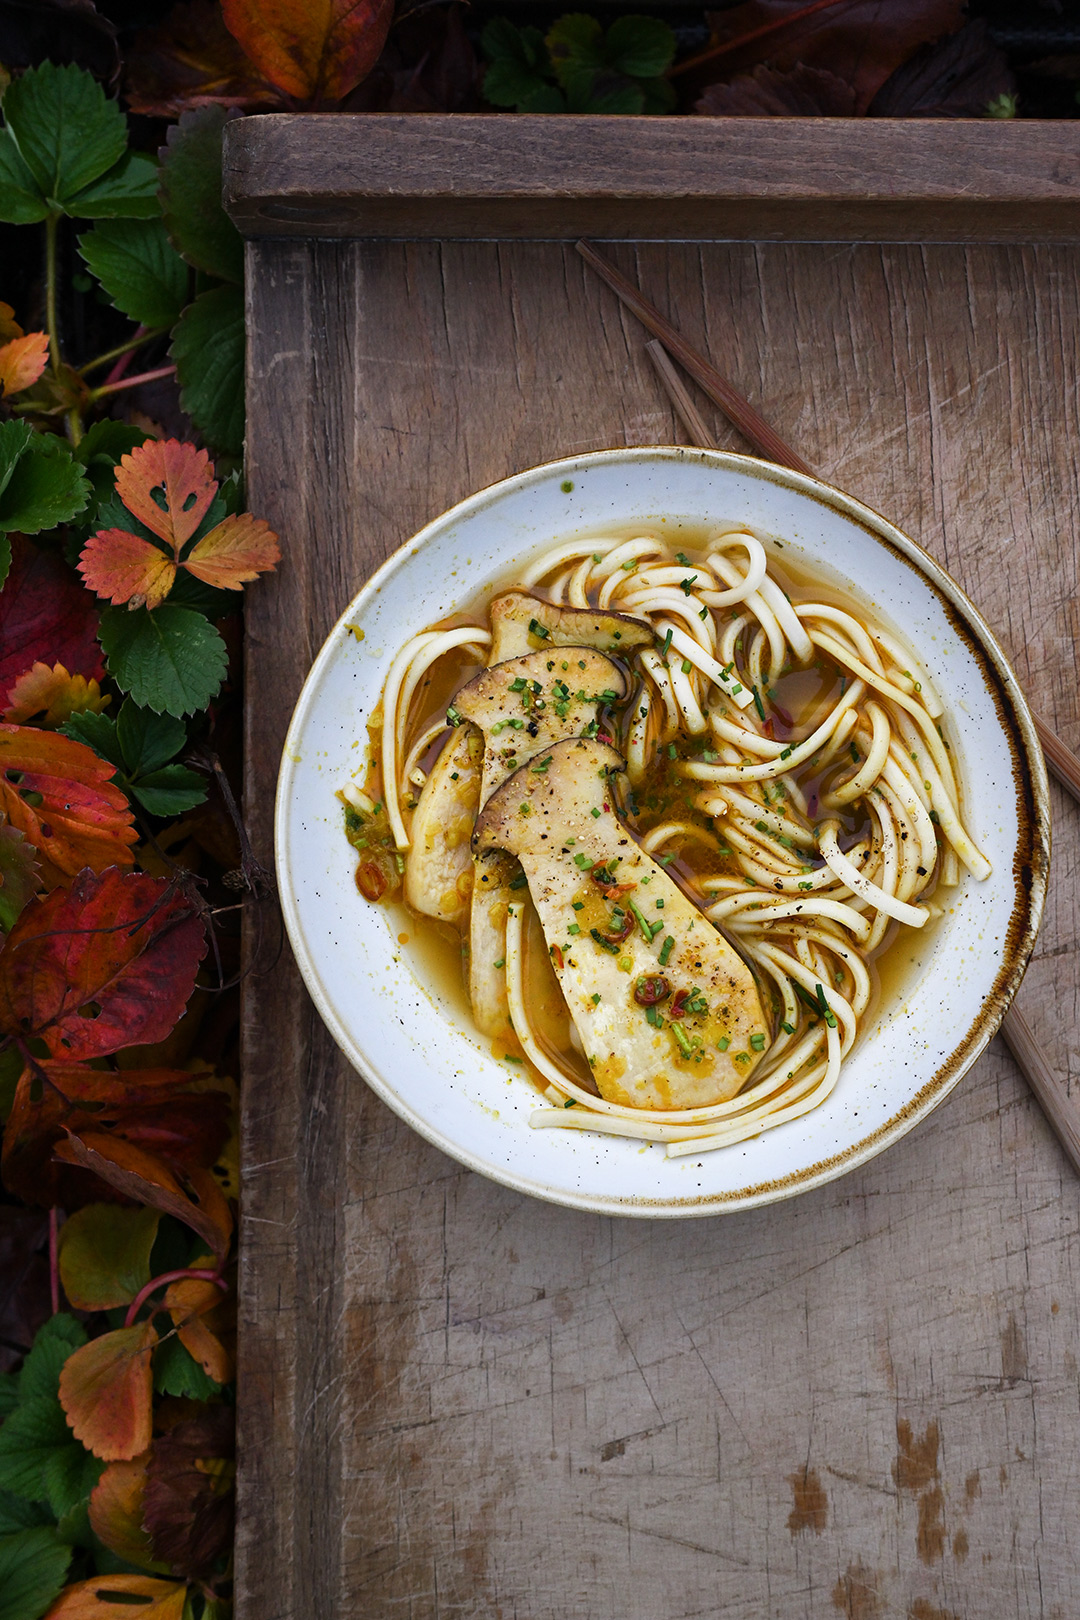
left=228, top=118, right=1080, bottom=1620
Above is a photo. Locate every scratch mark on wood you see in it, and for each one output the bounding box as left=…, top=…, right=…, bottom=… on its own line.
left=787, top=1464, right=828, bottom=1534
left=917, top=1484, right=946, bottom=1565
left=892, top=1419, right=940, bottom=1493
left=964, top=1468, right=981, bottom=1505
left=952, top=1526, right=969, bottom=1562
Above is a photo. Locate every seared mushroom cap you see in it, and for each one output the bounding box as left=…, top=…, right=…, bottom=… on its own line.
left=488, top=591, right=653, bottom=665
left=404, top=722, right=481, bottom=925
left=475, top=737, right=769, bottom=1110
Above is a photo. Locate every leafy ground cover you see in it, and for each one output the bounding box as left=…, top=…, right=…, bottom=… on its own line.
left=0, top=1, right=1070, bottom=1617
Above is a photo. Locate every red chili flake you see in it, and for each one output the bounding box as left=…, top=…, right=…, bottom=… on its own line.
left=669, top=989, right=690, bottom=1020
left=550, top=943, right=565, bottom=971
left=633, top=975, right=671, bottom=1007
left=602, top=802, right=610, bottom=812
left=356, top=860, right=388, bottom=901
left=597, top=731, right=612, bottom=745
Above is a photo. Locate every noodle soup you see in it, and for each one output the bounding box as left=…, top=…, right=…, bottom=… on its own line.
left=340, top=523, right=990, bottom=1160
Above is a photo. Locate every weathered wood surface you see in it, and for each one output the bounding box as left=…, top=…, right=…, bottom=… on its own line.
left=223, top=115, right=1080, bottom=242
left=239, top=238, right=1080, bottom=1620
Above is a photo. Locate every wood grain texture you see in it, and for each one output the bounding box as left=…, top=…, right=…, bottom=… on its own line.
left=223, top=115, right=1080, bottom=242
left=240, top=239, right=1080, bottom=1619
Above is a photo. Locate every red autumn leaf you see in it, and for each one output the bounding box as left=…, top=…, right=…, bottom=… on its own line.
left=0, top=867, right=205, bottom=1059
left=59, top=1317, right=159, bottom=1460
left=0, top=331, right=49, bottom=396
left=697, top=61, right=857, bottom=114
left=0, top=537, right=105, bottom=710
left=45, top=1577, right=188, bottom=1619
left=4, top=661, right=110, bottom=727
left=125, top=0, right=287, bottom=116
left=2, top=1061, right=230, bottom=1210
left=114, top=440, right=217, bottom=549
left=679, top=0, right=964, bottom=112
left=80, top=438, right=280, bottom=609
left=53, top=1133, right=234, bottom=1259
left=184, top=511, right=281, bottom=591
left=143, top=1404, right=234, bottom=1581
left=0, top=725, right=136, bottom=878
left=221, top=0, right=394, bottom=104
left=89, top=1453, right=169, bottom=1573
left=867, top=18, right=1015, bottom=117
left=78, top=527, right=178, bottom=611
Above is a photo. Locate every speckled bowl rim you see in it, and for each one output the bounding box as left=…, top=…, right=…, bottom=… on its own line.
left=275, top=447, right=1050, bottom=1217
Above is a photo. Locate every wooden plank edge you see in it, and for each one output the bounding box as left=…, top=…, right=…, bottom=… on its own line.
left=223, top=115, right=1080, bottom=241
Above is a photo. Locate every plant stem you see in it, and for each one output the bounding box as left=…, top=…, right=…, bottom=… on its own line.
left=124, top=1266, right=226, bottom=1329
left=49, top=1208, right=59, bottom=1315
left=80, top=325, right=166, bottom=378
left=44, top=211, right=61, bottom=372
left=88, top=363, right=177, bottom=402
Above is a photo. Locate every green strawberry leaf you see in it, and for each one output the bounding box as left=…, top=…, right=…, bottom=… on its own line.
left=171, top=283, right=245, bottom=456
left=99, top=602, right=228, bottom=716
left=581, top=81, right=645, bottom=115
left=2, top=62, right=126, bottom=209
left=0, top=1494, right=52, bottom=1536
left=165, top=567, right=238, bottom=620
left=132, top=764, right=207, bottom=818
left=159, top=106, right=243, bottom=284
left=0, top=131, right=48, bottom=225
left=71, top=421, right=150, bottom=535
left=640, top=75, right=677, bottom=114
left=41, top=1446, right=102, bottom=1523
left=0, top=437, right=91, bottom=537
left=0, top=1375, right=18, bottom=1420
left=78, top=218, right=189, bottom=330
left=0, top=534, right=10, bottom=593
left=17, top=1316, right=87, bottom=1406
left=58, top=710, right=123, bottom=770
left=546, top=14, right=604, bottom=91
left=0, top=1525, right=71, bottom=1620
left=0, top=421, right=32, bottom=501
left=0, top=1398, right=73, bottom=1501
left=152, top=1331, right=222, bottom=1400
left=67, top=150, right=159, bottom=220
left=115, top=700, right=186, bottom=775
left=604, top=15, right=675, bottom=78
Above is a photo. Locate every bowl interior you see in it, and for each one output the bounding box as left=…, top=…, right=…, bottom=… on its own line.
left=275, top=448, right=1046, bottom=1217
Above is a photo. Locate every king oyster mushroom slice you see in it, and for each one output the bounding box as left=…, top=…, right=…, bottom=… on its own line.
left=473, top=736, right=770, bottom=1110
left=403, top=597, right=649, bottom=930
left=452, top=647, right=628, bottom=1037
left=403, top=722, right=482, bottom=926
left=488, top=591, right=653, bottom=665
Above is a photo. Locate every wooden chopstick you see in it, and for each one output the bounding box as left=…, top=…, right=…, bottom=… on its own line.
left=579, top=239, right=1080, bottom=811
left=578, top=240, right=1075, bottom=1166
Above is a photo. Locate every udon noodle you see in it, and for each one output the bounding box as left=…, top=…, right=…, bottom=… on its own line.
left=342, top=526, right=990, bottom=1159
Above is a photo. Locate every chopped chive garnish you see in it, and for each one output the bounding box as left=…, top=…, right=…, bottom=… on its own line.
left=593, top=552, right=603, bottom=563
left=749, top=1033, right=766, bottom=1051
left=590, top=807, right=601, bottom=818
left=531, top=757, right=551, bottom=773
left=815, top=982, right=837, bottom=1027
left=679, top=576, right=697, bottom=595
left=780, top=746, right=793, bottom=760
left=667, top=743, right=677, bottom=759
left=681, top=658, right=693, bottom=674
left=751, top=685, right=766, bottom=721
left=573, top=853, right=590, bottom=868
left=446, top=704, right=462, bottom=726
left=590, top=929, right=620, bottom=955
left=717, top=1036, right=730, bottom=1052
left=731, top=683, right=743, bottom=695
left=850, top=743, right=860, bottom=763
left=528, top=618, right=549, bottom=638
left=659, top=629, right=673, bottom=660
left=509, top=677, right=527, bottom=692
left=567, top=924, right=580, bottom=935
left=629, top=900, right=660, bottom=941
left=591, top=993, right=601, bottom=1005
left=493, top=958, right=505, bottom=969
left=646, top=1006, right=664, bottom=1029
left=676, top=551, right=691, bottom=565
left=782, top=1021, right=796, bottom=1035
left=564, top=1097, right=577, bottom=1107
left=699, top=607, right=709, bottom=621
left=655, top=899, right=664, bottom=909
left=658, top=935, right=674, bottom=966
left=671, top=1023, right=694, bottom=1056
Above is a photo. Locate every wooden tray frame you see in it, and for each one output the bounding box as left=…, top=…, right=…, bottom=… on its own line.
left=228, top=117, right=1080, bottom=1620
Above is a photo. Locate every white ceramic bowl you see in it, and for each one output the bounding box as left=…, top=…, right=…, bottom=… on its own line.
left=275, top=448, right=1049, bottom=1217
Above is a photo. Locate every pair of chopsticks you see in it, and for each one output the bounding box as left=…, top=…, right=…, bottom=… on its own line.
left=577, top=239, right=1080, bottom=1176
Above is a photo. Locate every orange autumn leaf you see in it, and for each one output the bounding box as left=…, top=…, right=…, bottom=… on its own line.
left=183, top=510, right=281, bottom=591
left=0, top=722, right=136, bottom=876
left=80, top=437, right=280, bottom=609
left=54, top=1133, right=234, bottom=1259
left=166, top=1257, right=234, bottom=1384
left=89, top=1453, right=170, bottom=1572
left=78, top=527, right=178, bottom=611
left=0, top=330, right=49, bottom=396
left=4, top=661, right=111, bottom=726
left=0, top=300, right=23, bottom=343
left=45, top=1576, right=187, bottom=1619
left=59, top=1318, right=159, bottom=1460
left=221, top=0, right=393, bottom=103
left=114, top=440, right=217, bottom=549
